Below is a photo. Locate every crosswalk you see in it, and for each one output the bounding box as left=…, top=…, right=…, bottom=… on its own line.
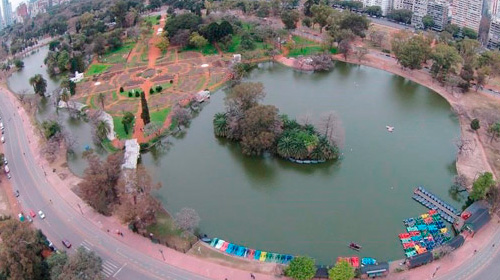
left=101, top=260, right=119, bottom=278
left=79, top=240, right=120, bottom=279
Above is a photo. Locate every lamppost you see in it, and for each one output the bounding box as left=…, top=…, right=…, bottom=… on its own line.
left=159, top=249, right=165, bottom=261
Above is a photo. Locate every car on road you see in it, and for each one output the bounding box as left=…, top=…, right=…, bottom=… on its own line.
left=3, top=157, right=7, bottom=165
left=7, top=173, right=11, bottom=179
left=29, top=210, right=36, bottom=218
left=38, top=210, right=45, bottom=219
left=1, top=136, right=4, bottom=143
left=4, top=165, right=9, bottom=173
left=14, top=190, right=19, bottom=197
left=26, top=215, right=33, bottom=223
left=62, top=239, right=71, bottom=248
left=18, top=213, right=25, bottom=222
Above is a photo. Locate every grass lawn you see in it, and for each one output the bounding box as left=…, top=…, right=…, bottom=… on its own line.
left=113, top=116, right=134, bottom=139
left=101, top=139, right=120, bottom=152
left=86, top=64, right=111, bottom=75
left=150, top=107, right=171, bottom=124
left=112, top=91, right=118, bottom=101
left=288, top=46, right=337, bottom=57
left=89, top=95, right=98, bottom=109
left=183, top=43, right=218, bottom=55
left=146, top=212, right=182, bottom=238
left=226, top=35, right=241, bottom=53
left=102, top=42, right=135, bottom=64
left=196, top=76, right=206, bottom=90
left=159, top=82, right=174, bottom=90
left=143, top=15, right=160, bottom=26
left=141, top=44, right=149, bottom=62
left=292, top=35, right=316, bottom=46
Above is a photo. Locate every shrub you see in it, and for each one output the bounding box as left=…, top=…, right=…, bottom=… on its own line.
left=149, top=88, right=154, bottom=94
left=128, top=92, right=132, bottom=97
left=156, top=85, right=163, bottom=92
left=471, top=118, right=480, bottom=131
left=170, top=80, right=173, bottom=84
left=120, top=87, right=124, bottom=93
left=135, top=91, right=140, bottom=97
left=382, top=49, right=391, bottom=54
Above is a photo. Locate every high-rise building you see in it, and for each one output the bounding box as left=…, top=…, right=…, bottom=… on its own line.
left=394, top=0, right=414, bottom=11
left=0, top=5, right=3, bottom=31
left=427, top=0, right=449, bottom=31
left=411, top=0, right=428, bottom=29
left=363, top=0, right=393, bottom=16
left=16, top=2, right=28, bottom=23
left=451, top=0, right=483, bottom=32
left=2, top=0, right=12, bottom=26
left=488, top=18, right=500, bottom=48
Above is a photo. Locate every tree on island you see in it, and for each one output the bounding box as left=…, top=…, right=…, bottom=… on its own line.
left=240, top=104, right=282, bottom=155
left=285, top=256, right=317, bottom=280
left=29, top=74, right=47, bottom=97
left=140, top=91, right=151, bottom=125
left=328, top=259, right=354, bottom=280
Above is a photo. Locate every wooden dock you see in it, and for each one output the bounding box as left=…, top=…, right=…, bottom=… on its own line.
left=413, top=187, right=460, bottom=223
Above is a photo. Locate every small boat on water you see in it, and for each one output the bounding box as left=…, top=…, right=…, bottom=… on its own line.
left=386, top=125, right=395, bottom=132
left=349, top=242, right=362, bottom=251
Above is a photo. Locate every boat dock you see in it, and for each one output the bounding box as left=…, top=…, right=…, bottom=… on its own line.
left=412, top=186, right=460, bottom=223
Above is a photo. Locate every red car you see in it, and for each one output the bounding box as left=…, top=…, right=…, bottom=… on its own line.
left=29, top=210, right=36, bottom=218
left=62, top=239, right=72, bottom=248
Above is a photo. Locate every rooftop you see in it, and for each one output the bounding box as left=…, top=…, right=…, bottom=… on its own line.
left=122, top=139, right=140, bottom=169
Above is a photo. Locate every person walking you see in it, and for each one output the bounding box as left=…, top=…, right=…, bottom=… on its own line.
left=250, top=273, right=255, bottom=279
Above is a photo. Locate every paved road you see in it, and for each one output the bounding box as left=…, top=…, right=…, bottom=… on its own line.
left=0, top=91, right=208, bottom=280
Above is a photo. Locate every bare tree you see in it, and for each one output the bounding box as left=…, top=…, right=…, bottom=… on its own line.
left=317, top=111, right=345, bottom=148
left=174, top=208, right=200, bottom=233
left=454, top=137, right=476, bottom=155
left=298, top=113, right=313, bottom=126
left=309, top=53, right=334, bottom=71
left=171, top=106, right=192, bottom=131
left=41, top=132, right=63, bottom=163
left=144, top=122, right=163, bottom=137
left=369, top=30, right=385, bottom=47
left=355, top=47, right=369, bottom=62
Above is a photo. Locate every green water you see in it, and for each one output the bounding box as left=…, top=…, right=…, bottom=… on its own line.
left=141, top=62, right=461, bottom=264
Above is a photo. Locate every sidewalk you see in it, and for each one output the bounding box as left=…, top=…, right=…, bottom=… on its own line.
left=1, top=85, right=284, bottom=280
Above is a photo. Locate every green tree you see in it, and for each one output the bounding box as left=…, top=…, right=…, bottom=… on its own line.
left=41, top=120, right=61, bottom=139
left=93, top=35, right=106, bottom=56
left=189, top=32, right=208, bottom=48
left=284, top=256, right=317, bottom=280
left=422, top=15, right=434, bottom=30
left=328, top=260, right=354, bottom=280
left=95, top=120, right=111, bottom=142
left=395, top=35, right=431, bottom=70
left=57, top=50, right=70, bottom=71
left=122, top=112, right=135, bottom=135
left=430, top=43, right=461, bottom=82
left=47, top=251, right=68, bottom=279
left=213, top=113, right=229, bottom=137
left=97, top=93, right=106, bottom=109
left=444, top=24, right=461, bottom=38
left=140, top=91, right=151, bottom=125
left=387, top=9, right=412, bottom=24
left=13, top=59, right=24, bottom=69
left=364, top=6, right=382, bottom=17
left=281, top=9, right=300, bottom=30
left=470, top=119, right=480, bottom=131
left=339, top=13, right=370, bottom=38
left=488, top=122, right=500, bottom=142
left=29, top=74, right=48, bottom=97
left=156, top=36, right=170, bottom=52
left=120, top=87, right=124, bottom=93
left=470, top=172, right=496, bottom=201
left=57, top=247, right=103, bottom=279
left=311, top=4, right=333, bottom=33
left=304, top=0, right=320, bottom=16
left=61, top=89, right=70, bottom=108
left=462, top=27, right=478, bottom=39
left=68, top=80, right=76, bottom=96
left=164, top=13, right=202, bottom=39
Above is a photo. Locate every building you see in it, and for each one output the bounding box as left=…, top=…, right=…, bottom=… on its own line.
left=394, top=0, right=414, bottom=10
left=488, top=19, right=500, bottom=49
left=2, top=0, right=12, bottom=26
left=363, top=0, right=393, bottom=16
left=412, top=0, right=429, bottom=28
left=360, top=262, right=389, bottom=278
left=427, top=0, right=449, bottom=31
left=122, top=139, right=140, bottom=169
left=407, top=251, right=433, bottom=269
left=451, top=0, right=483, bottom=32
left=69, top=71, right=84, bottom=83
left=16, top=2, right=28, bottom=24
left=458, top=201, right=491, bottom=236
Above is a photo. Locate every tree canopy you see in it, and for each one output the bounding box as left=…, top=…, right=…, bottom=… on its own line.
left=470, top=172, right=496, bottom=201
left=328, top=260, right=354, bottom=280
left=29, top=74, right=48, bottom=96
left=285, top=256, right=317, bottom=280
left=164, top=13, right=202, bottom=39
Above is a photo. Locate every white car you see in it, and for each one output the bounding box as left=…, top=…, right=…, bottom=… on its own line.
left=1, top=136, right=4, bottom=143
left=38, top=210, right=46, bottom=219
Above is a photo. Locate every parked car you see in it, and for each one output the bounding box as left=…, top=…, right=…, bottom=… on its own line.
left=14, top=190, right=19, bottom=197
left=1, top=136, right=4, bottom=143
left=3, top=157, right=7, bottom=165
left=4, top=165, right=9, bottom=173
left=7, top=173, right=11, bottom=179
left=27, top=215, right=33, bottom=223
left=62, top=239, right=71, bottom=248
left=38, top=210, right=45, bottom=219
left=29, top=210, right=36, bottom=218
left=18, top=213, right=25, bottom=222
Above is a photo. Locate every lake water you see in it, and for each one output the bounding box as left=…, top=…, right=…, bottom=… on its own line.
left=10, top=49, right=461, bottom=263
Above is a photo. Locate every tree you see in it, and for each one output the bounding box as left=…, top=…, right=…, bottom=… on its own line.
left=41, top=120, right=62, bottom=139
left=29, top=74, right=48, bottom=96
left=281, top=9, right=300, bottom=30
left=284, top=256, right=317, bottom=280
left=470, top=172, right=496, bottom=201
left=156, top=36, right=170, bottom=52
left=444, top=24, right=461, bottom=38
left=164, top=13, right=202, bottom=39
left=328, top=259, right=354, bottom=280
left=240, top=104, right=282, bottom=156
left=310, top=53, right=334, bottom=71
left=174, top=208, right=200, bottom=233
left=111, top=0, right=128, bottom=27
left=430, top=43, right=461, bottom=82
left=340, top=13, right=370, bottom=38
left=144, top=122, right=163, bottom=137
left=93, top=35, right=106, bottom=56
left=115, top=166, right=161, bottom=231
left=97, top=92, right=106, bottom=109
left=95, top=120, right=111, bottom=142
left=364, top=6, right=382, bottom=17
left=459, top=63, right=474, bottom=92
left=422, top=15, right=434, bottom=30
left=60, top=89, right=70, bottom=108
left=140, top=91, right=151, bottom=125
left=395, top=35, right=431, bottom=70
left=462, top=27, right=478, bottom=39
left=57, top=50, right=70, bottom=71
left=225, top=82, right=265, bottom=112
left=369, top=30, right=385, bottom=47
left=338, top=40, right=351, bottom=60
left=311, top=4, right=333, bottom=33
left=47, top=251, right=68, bottom=279
left=57, top=247, right=103, bottom=280
left=13, top=59, right=24, bottom=69
left=387, top=9, right=412, bottom=24
left=68, top=80, right=76, bottom=96
left=189, top=32, right=208, bottom=48
left=355, top=47, right=369, bottom=61
left=304, top=0, right=320, bottom=16
left=121, top=112, right=135, bottom=135
left=475, top=67, right=489, bottom=92
left=213, top=113, right=229, bottom=137
left=0, top=220, right=48, bottom=280
left=78, top=152, right=123, bottom=215
left=488, top=122, right=500, bottom=142
left=171, top=106, right=192, bottom=131
left=170, top=29, right=191, bottom=47
left=471, top=119, right=480, bottom=131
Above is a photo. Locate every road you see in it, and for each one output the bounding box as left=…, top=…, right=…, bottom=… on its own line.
left=0, top=91, right=208, bottom=280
